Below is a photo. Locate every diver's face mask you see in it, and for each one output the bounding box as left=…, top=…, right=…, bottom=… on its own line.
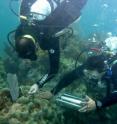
left=83, top=69, right=101, bottom=81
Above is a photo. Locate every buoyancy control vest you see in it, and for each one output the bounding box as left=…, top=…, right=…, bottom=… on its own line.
left=103, top=54, right=117, bottom=96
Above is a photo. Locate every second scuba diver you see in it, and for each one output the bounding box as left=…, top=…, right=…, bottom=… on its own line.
left=12, top=0, right=87, bottom=94
left=40, top=33, right=117, bottom=112
left=50, top=54, right=117, bottom=112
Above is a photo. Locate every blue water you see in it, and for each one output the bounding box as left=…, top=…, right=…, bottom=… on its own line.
left=0, top=0, right=117, bottom=56
left=78, top=0, right=117, bottom=38
left=0, top=0, right=19, bottom=57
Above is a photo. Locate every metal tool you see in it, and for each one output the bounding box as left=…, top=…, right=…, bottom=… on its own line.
left=56, top=93, right=86, bottom=110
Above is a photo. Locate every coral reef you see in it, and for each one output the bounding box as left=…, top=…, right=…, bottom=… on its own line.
left=0, top=34, right=117, bottom=124
left=0, top=86, right=64, bottom=124
left=0, top=57, right=7, bottom=88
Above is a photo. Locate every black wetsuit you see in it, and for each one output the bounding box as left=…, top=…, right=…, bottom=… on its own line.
left=15, top=21, right=60, bottom=88
left=15, top=0, right=87, bottom=87
left=51, top=59, right=117, bottom=109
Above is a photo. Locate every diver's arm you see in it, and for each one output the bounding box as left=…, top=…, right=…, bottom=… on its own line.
left=96, top=91, right=117, bottom=109
left=36, top=38, right=60, bottom=88
left=78, top=91, right=117, bottom=112
left=51, top=65, right=85, bottom=95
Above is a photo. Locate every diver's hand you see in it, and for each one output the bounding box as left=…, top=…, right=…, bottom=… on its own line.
left=79, top=96, right=96, bottom=112
left=28, top=84, right=39, bottom=94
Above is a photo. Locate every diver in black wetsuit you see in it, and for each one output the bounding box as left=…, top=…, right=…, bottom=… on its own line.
left=13, top=0, right=87, bottom=94
left=49, top=54, right=117, bottom=112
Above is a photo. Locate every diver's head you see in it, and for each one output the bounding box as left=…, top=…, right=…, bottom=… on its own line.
left=15, top=35, right=37, bottom=61
left=84, top=55, right=105, bottom=81
left=85, top=55, right=105, bottom=73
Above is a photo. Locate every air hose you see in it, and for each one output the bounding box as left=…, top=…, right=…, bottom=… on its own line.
left=7, top=30, right=16, bottom=50
left=9, top=0, right=19, bottom=17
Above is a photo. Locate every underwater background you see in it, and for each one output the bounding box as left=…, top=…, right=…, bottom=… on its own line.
left=1, top=0, right=117, bottom=57
left=0, top=0, right=117, bottom=124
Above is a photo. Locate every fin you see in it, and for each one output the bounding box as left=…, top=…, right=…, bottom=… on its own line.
left=7, top=73, right=19, bottom=102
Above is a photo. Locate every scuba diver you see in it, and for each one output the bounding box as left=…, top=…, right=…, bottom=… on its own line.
left=40, top=34, right=117, bottom=112
left=10, top=0, right=87, bottom=94
left=44, top=54, right=117, bottom=112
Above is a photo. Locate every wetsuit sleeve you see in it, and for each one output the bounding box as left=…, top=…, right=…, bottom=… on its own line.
left=48, top=37, right=60, bottom=75
left=51, top=65, right=85, bottom=95
left=37, top=37, right=60, bottom=88
left=96, top=91, right=117, bottom=109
